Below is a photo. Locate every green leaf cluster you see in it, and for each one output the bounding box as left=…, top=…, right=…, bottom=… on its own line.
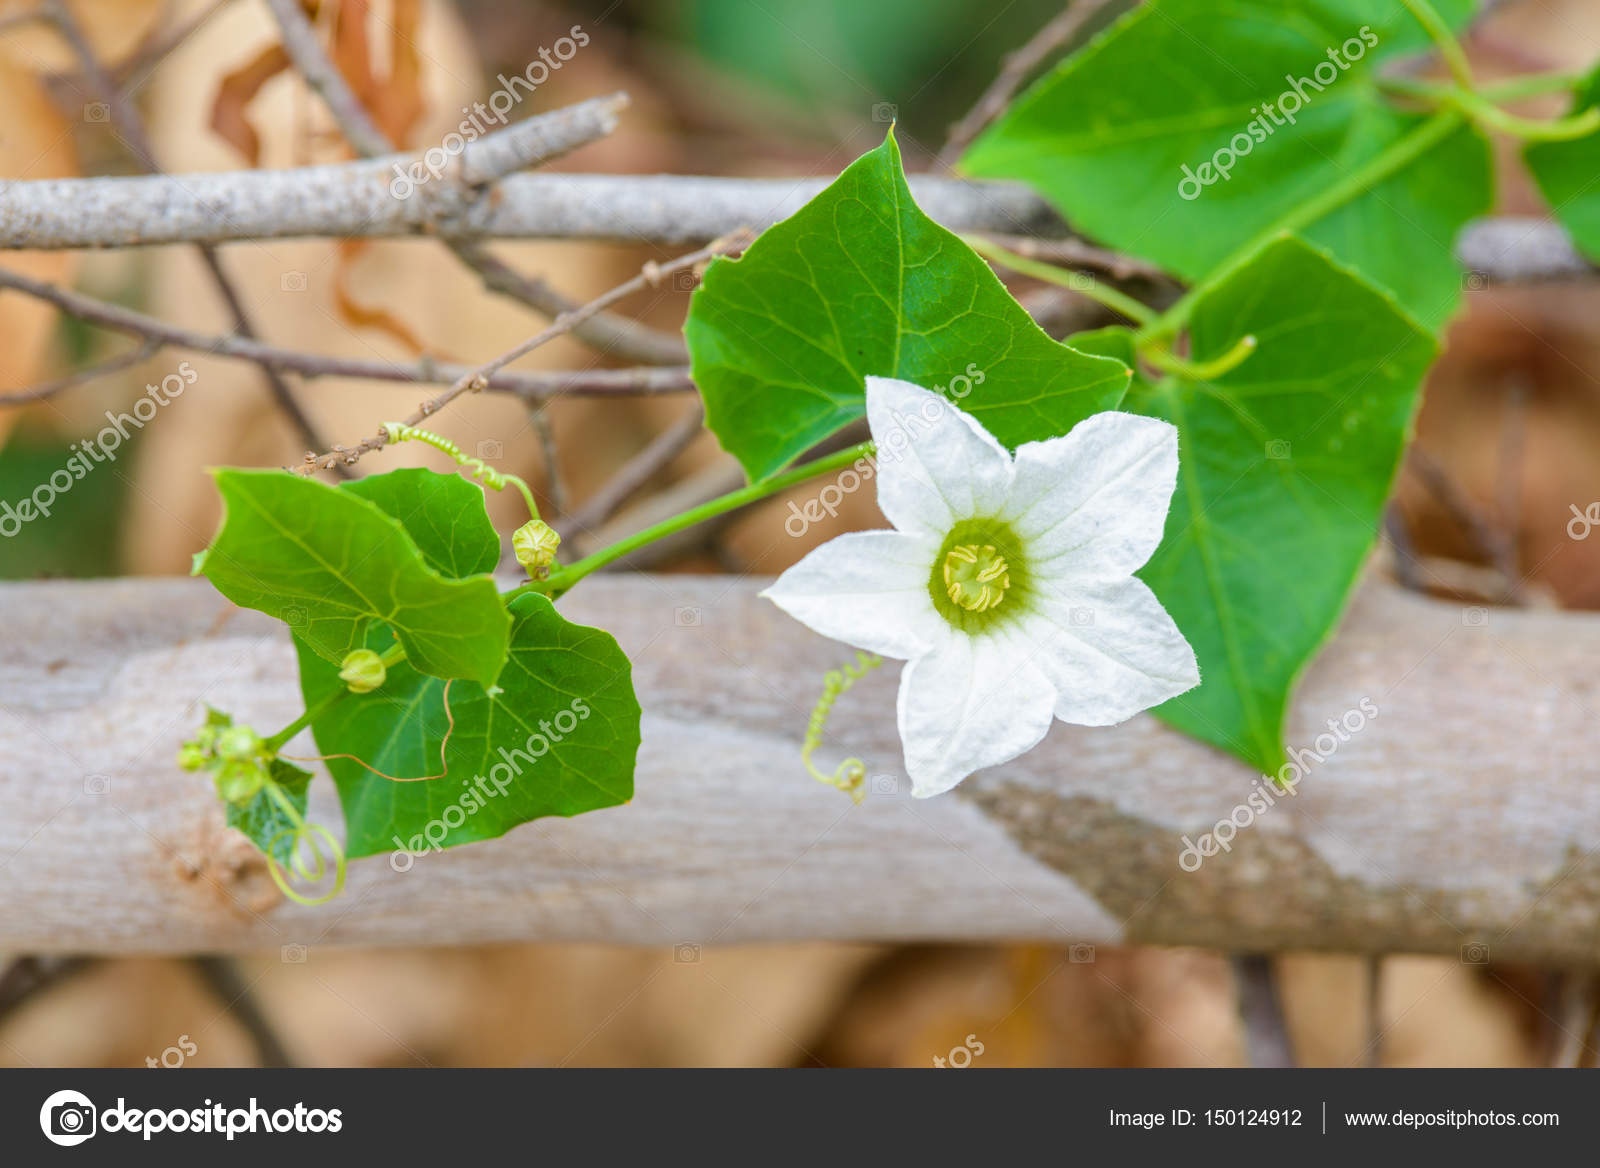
left=196, top=468, right=641, bottom=862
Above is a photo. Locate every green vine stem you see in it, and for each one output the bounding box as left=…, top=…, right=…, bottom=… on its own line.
left=1380, top=69, right=1587, bottom=105
left=961, top=233, right=1159, bottom=327
left=1398, top=0, right=1475, bottom=91
left=263, top=640, right=408, bottom=752
left=1452, top=88, right=1600, bottom=141
left=1379, top=74, right=1599, bottom=141
left=1138, top=108, right=1467, bottom=345
left=1141, top=334, right=1258, bottom=382
left=513, top=441, right=877, bottom=600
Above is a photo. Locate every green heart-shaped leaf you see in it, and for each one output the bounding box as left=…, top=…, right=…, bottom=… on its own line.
left=294, top=593, right=640, bottom=858
left=225, top=758, right=314, bottom=867
left=198, top=469, right=510, bottom=686
left=962, top=0, right=1491, bottom=330
left=341, top=467, right=501, bottom=578
left=1073, top=235, right=1434, bottom=773
left=686, top=131, right=1130, bottom=481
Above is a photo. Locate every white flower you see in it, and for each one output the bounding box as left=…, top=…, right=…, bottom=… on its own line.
left=763, top=377, right=1200, bottom=798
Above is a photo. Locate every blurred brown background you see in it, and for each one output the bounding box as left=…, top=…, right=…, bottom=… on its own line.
left=1, top=0, right=1597, bottom=1067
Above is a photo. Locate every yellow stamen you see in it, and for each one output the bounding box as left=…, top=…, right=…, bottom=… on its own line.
left=943, top=544, right=1011, bottom=613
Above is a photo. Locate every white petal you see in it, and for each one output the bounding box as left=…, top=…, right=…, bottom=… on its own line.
left=1003, top=411, right=1178, bottom=579
left=896, top=633, right=1058, bottom=798
left=762, top=530, right=943, bottom=660
left=864, top=376, right=1013, bottom=539
left=1024, top=576, right=1200, bottom=726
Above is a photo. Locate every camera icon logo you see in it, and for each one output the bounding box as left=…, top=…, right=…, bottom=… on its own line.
left=870, top=773, right=899, bottom=797
left=1068, top=607, right=1094, bottom=628
left=1461, top=270, right=1490, bottom=292
left=281, top=604, right=308, bottom=629
left=1462, top=607, right=1488, bottom=627
left=40, top=1089, right=97, bottom=1146
left=476, top=438, right=503, bottom=461
left=672, top=269, right=699, bottom=292
left=674, top=606, right=702, bottom=628
left=83, top=773, right=110, bottom=796
left=674, top=942, right=701, bottom=964
left=1460, top=942, right=1490, bottom=965
left=1266, top=439, right=1291, bottom=460
left=281, top=943, right=308, bottom=964
left=871, top=102, right=898, bottom=123
left=83, top=102, right=109, bottom=123
left=1068, top=943, right=1096, bottom=964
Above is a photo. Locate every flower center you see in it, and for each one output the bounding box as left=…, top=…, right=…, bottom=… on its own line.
left=942, top=544, right=1011, bottom=613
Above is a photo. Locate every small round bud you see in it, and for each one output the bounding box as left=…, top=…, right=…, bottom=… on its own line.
left=339, top=648, right=387, bottom=695
left=176, top=743, right=209, bottom=771
left=514, top=519, right=561, bottom=577
left=215, top=724, right=263, bottom=761
left=214, top=759, right=265, bottom=804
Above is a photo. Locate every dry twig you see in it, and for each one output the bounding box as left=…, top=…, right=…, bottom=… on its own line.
left=0, top=263, right=692, bottom=401
left=937, top=0, right=1119, bottom=167
left=295, top=231, right=751, bottom=474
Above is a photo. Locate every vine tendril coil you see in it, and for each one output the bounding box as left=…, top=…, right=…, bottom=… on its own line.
left=382, top=421, right=540, bottom=519
left=801, top=651, right=883, bottom=803
left=280, top=681, right=458, bottom=782
left=262, top=780, right=346, bottom=907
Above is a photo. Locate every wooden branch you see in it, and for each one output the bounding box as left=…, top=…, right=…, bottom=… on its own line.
left=557, top=400, right=706, bottom=539
left=293, top=231, right=749, bottom=473
left=1233, top=955, right=1296, bottom=1067
left=261, top=0, right=390, bottom=159
left=0, top=158, right=1585, bottom=283
left=44, top=0, right=335, bottom=462
left=444, top=239, right=688, bottom=366
left=0, top=165, right=1062, bottom=248
left=0, top=339, right=159, bottom=405
left=3, top=574, right=1598, bottom=959
left=0, top=261, right=692, bottom=402
left=1456, top=216, right=1596, bottom=284
left=937, top=0, right=1118, bottom=168
left=263, top=2, right=685, bottom=366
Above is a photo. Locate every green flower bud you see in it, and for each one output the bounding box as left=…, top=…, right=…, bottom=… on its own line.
left=513, top=519, right=561, bottom=577
left=339, top=648, right=387, bottom=695
left=214, top=759, right=265, bottom=804
left=176, top=743, right=209, bottom=771
left=215, top=724, right=263, bottom=761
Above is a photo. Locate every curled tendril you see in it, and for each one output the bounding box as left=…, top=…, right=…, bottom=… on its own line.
left=262, top=781, right=347, bottom=907
left=280, top=680, right=458, bottom=782
left=383, top=421, right=540, bottom=519
left=801, top=651, right=882, bottom=803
